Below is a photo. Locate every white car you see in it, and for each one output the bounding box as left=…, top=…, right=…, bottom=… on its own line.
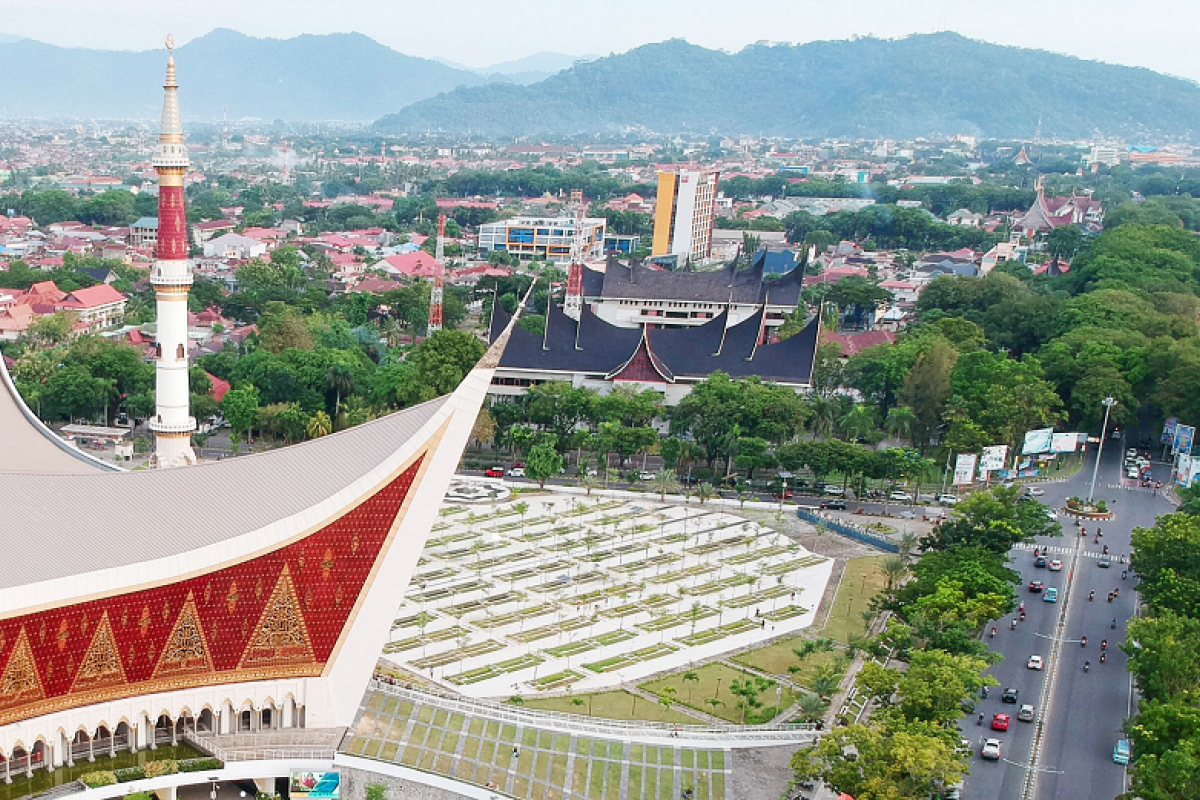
left=1027, top=487, right=1044, bottom=496
left=1018, top=704, right=1036, bottom=722
left=981, top=738, right=1002, bottom=760
left=824, top=485, right=845, bottom=496
left=637, top=471, right=655, bottom=481
left=1126, top=467, right=1139, bottom=480
left=889, top=490, right=911, bottom=502
left=507, top=466, right=525, bottom=478
left=938, top=494, right=959, bottom=506
left=1027, top=655, right=1044, bottom=670
left=1048, top=559, right=1063, bottom=571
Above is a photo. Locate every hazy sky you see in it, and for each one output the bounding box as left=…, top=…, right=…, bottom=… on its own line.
left=4, top=0, right=1198, bottom=80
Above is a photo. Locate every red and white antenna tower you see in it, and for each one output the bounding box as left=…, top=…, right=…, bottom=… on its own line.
left=563, top=191, right=586, bottom=323
left=428, top=213, right=446, bottom=334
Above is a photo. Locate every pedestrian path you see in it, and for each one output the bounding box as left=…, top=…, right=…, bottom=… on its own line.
left=1012, top=542, right=1125, bottom=562
left=344, top=689, right=731, bottom=799
left=1108, top=482, right=1162, bottom=495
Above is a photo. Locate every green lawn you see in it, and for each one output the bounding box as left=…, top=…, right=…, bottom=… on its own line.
left=640, top=662, right=798, bottom=724
left=515, top=690, right=697, bottom=724
left=819, top=555, right=889, bottom=642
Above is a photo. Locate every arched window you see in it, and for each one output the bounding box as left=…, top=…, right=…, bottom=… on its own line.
left=154, top=343, right=162, bottom=358
left=176, top=344, right=185, bottom=360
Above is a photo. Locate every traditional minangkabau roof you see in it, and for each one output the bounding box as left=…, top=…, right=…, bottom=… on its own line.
left=590, top=255, right=804, bottom=306
left=490, top=296, right=820, bottom=387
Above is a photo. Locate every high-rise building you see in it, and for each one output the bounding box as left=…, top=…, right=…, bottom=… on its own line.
left=149, top=45, right=197, bottom=468
left=651, top=169, right=720, bottom=264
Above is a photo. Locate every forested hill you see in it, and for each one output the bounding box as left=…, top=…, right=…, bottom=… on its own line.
left=0, top=29, right=492, bottom=121
left=376, top=33, right=1200, bottom=139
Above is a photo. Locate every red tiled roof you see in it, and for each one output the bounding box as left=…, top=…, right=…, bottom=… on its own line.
left=377, top=250, right=441, bottom=278
left=822, top=329, right=896, bottom=357
left=63, top=283, right=126, bottom=308
left=207, top=373, right=231, bottom=402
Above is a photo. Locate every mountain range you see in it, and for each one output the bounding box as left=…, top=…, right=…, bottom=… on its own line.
left=0, top=29, right=494, bottom=121
left=378, top=33, right=1200, bottom=140
left=434, top=52, right=598, bottom=85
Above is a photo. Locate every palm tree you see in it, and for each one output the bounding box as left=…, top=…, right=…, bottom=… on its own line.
left=380, top=317, right=407, bottom=349
left=652, top=468, right=679, bottom=502
left=880, top=556, right=908, bottom=592
left=580, top=473, right=603, bottom=497
left=512, top=501, right=529, bottom=537
left=658, top=686, right=678, bottom=716
left=570, top=696, right=586, bottom=715
left=838, top=404, right=878, bottom=442
left=811, top=667, right=841, bottom=701
left=797, top=692, right=828, bottom=723
left=306, top=410, right=333, bottom=439
left=883, top=405, right=918, bottom=444
left=683, top=670, right=700, bottom=705
left=326, top=364, right=355, bottom=417
left=897, top=532, right=918, bottom=561
left=705, top=697, right=725, bottom=718
left=806, top=395, right=837, bottom=439
left=509, top=695, right=525, bottom=706
left=695, top=482, right=717, bottom=505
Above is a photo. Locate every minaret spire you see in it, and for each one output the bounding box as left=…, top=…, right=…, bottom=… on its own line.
left=563, top=191, right=585, bottom=324
left=149, top=35, right=197, bottom=468
left=427, top=214, right=445, bottom=334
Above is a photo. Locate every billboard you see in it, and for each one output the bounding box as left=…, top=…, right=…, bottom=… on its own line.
left=1177, top=454, right=1200, bottom=488
left=1022, top=428, right=1055, bottom=455
left=1051, top=432, right=1080, bottom=454
left=1164, top=417, right=1179, bottom=444
left=979, top=445, right=1008, bottom=473
left=1174, top=424, right=1195, bottom=456
left=953, top=453, right=978, bottom=485
left=291, top=772, right=340, bottom=799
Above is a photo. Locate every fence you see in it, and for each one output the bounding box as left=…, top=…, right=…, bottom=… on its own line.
left=796, top=508, right=899, bottom=553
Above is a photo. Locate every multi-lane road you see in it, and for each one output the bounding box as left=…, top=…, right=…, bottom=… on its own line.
left=962, top=439, right=1174, bottom=800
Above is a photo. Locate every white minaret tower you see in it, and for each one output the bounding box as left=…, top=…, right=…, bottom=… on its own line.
left=149, top=36, right=197, bottom=468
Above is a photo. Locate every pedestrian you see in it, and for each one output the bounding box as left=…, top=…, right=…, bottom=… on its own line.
left=512, top=746, right=519, bottom=758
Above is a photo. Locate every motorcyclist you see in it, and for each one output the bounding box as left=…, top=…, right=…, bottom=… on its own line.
left=978, top=712, right=984, bottom=725
left=1101, top=652, right=1107, bottom=664
left=1101, top=639, right=1108, bottom=650
left=991, top=626, right=997, bottom=637
left=1081, top=635, right=1088, bottom=647
left=1102, top=545, right=1109, bottom=554
left=1114, top=588, right=1120, bottom=598
left=1012, top=619, right=1018, bottom=630
left=1112, top=619, right=1117, bottom=629
left=1122, top=570, right=1128, bottom=580
left=1085, top=660, right=1091, bottom=672
left=1089, top=590, right=1095, bottom=601
left=1019, top=602, right=1025, bottom=612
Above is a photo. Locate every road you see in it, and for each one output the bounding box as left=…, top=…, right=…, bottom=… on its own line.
left=962, top=438, right=1173, bottom=800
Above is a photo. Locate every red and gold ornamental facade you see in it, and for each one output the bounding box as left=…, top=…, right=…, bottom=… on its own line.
left=0, top=457, right=424, bottom=728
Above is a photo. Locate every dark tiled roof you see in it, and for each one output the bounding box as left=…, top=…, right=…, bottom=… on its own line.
left=590, top=256, right=803, bottom=306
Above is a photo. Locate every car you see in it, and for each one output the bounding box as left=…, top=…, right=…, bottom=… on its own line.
left=981, top=738, right=1002, bottom=760
left=937, top=494, right=960, bottom=506
left=1044, top=587, right=1059, bottom=602
left=1002, top=480, right=1015, bottom=488
left=1126, top=468, right=1139, bottom=480
left=991, top=713, right=1011, bottom=731
left=507, top=466, right=525, bottom=478
left=1048, top=559, right=1063, bottom=571
left=889, top=490, right=911, bottom=502
left=678, top=474, right=699, bottom=485
left=1028, top=580, right=1045, bottom=593
left=1018, top=704, right=1036, bottom=722
left=1126, top=448, right=1138, bottom=458
left=1002, top=687, right=1019, bottom=704
left=820, top=499, right=848, bottom=510
left=637, top=471, right=655, bottom=481
left=1045, top=508, right=1058, bottom=521
left=955, top=738, right=973, bottom=757
left=1034, top=555, right=1047, bottom=568
left=772, top=489, right=794, bottom=500
left=1027, top=486, right=1045, bottom=496
left=484, top=466, right=505, bottom=478
left=1099, top=556, right=1111, bottom=568
left=1027, top=655, right=1044, bottom=670
left=1113, top=739, right=1131, bottom=765
left=824, top=485, right=845, bottom=496
left=918, top=492, right=936, bottom=503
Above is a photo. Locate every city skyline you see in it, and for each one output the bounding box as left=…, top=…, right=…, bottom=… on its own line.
left=2, top=0, right=1199, bottom=83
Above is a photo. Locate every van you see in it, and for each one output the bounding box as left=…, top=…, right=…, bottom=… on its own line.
left=1113, top=739, right=1131, bottom=765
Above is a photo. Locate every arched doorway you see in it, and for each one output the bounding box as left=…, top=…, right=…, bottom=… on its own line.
left=114, top=722, right=131, bottom=752
left=154, top=714, right=173, bottom=747
left=198, top=708, right=215, bottom=733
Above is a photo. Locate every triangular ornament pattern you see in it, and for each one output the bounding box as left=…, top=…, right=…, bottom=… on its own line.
left=239, top=565, right=315, bottom=668
left=153, top=592, right=215, bottom=679
left=71, top=612, right=127, bottom=694
left=0, top=628, right=45, bottom=710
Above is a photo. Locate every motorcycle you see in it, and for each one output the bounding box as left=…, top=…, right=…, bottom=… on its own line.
left=1011, top=620, right=1018, bottom=630
left=1101, top=640, right=1108, bottom=650
left=1084, top=661, right=1091, bottom=673
left=990, top=627, right=997, bottom=638
left=1020, top=611, right=1026, bottom=621
left=978, top=713, right=984, bottom=725
left=1089, top=590, right=1095, bottom=602
left=1112, top=619, right=1118, bottom=629
left=1101, top=652, right=1107, bottom=664
left=1081, top=636, right=1088, bottom=647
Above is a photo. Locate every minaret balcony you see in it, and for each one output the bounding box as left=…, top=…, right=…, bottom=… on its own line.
left=151, top=269, right=193, bottom=287
left=149, top=416, right=196, bottom=434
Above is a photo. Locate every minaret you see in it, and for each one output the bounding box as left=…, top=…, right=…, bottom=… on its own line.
left=149, top=37, right=197, bottom=468
left=563, top=197, right=586, bottom=323
left=427, top=214, right=445, bottom=334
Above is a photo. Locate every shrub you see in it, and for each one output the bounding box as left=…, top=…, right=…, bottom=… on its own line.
left=81, top=771, right=117, bottom=788
left=114, top=766, right=146, bottom=782
left=1097, top=500, right=1109, bottom=513
left=366, top=784, right=388, bottom=800
left=143, top=759, right=179, bottom=778
left=179, top=757, right=223, bottom=772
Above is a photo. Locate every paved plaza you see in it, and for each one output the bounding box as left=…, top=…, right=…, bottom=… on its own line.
left=386, top=493, right=835, bottom=697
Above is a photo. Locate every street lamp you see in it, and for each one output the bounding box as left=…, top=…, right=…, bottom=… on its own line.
left=1087, top=397, right=1117, bottom=503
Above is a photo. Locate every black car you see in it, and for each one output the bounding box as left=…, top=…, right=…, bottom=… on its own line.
left=1002, top=688, right=1019, bottom=704
left=1028, top=580, right=1044, bottom=593
left=1098, top=556, right=1111, bottom=568
left=821, top=499, right=848, bottom=510
left=1034, top=556, right=1047, bottom=568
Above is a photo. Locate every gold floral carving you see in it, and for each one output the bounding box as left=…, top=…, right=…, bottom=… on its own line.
left=226, top=582, right=239, bottom=613
left=138, top=606, right=151, bottom=637
left=351, top=533, right=360, bottom=554
left=0, top=628, right=45, bottom=710
left=153, top=593, right=214, bottom=678
left=255, top=577, right=263, bottom=601
left=120, top=609, right=128, bottom=629
left=38, top=621, right=46, bottom=645
left=321, top=549, right=334, bottom=580
left=239, top=565, right=314, bottom=668
left=162, top=600, right=171, bottom=621
left=71, top=612, right=126, bottom=694
left=334, top=585, right=343, bottom=607
left=56, top=619, right=69, bottom=652
left=80, top=612, right=89, bottom=637
left=204, top=582, right=212, bottom=605
left=0, top=631, right=7, bottom=653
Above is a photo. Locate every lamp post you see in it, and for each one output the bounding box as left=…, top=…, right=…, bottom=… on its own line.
left=1087, top=397, right=1117, bottom=503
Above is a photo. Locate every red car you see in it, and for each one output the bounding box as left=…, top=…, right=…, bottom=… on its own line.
left=484, top=466, right=505, bottom=478
left=772, top=489, right=794, bottom=499
left=991, top=713, right=1011, bottom=731
left=1028, top=581, right=1044, bottom=593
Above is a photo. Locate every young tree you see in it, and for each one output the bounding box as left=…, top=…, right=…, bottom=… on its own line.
left=526, top=442, right=564, bottom=489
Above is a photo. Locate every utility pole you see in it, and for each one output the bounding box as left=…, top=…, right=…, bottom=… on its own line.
left=1087, top=397, right=1117, bottom=503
